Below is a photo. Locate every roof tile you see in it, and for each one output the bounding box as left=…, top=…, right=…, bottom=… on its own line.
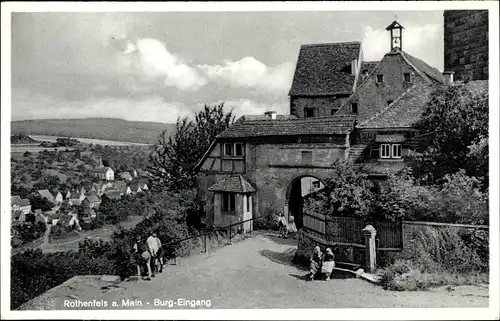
left=289, top=42, right=361, bottom=96
left=208, top=175, right=256, bottom=193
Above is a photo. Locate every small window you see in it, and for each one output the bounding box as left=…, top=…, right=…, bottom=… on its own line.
left=404, top=72, right=411, bottom=83
left=387, top=100, right=394, bottom=106
left=246, top=195, right=251, bottom=212
left=380, top=144, right=391, bottom=159
left=222, top=192, right=236, bottom=212
left=392, top=144, right=402, bottom=158
left=224, top=143, right=233, bottom=156
left=235, top=143, right=243, bottom=156
left=351, top=103, right=358, bottom=114
left=312, top=181, right=321, bottom=189
left=301, top=151, right=312, bottom=165
left=377, top=74, right=384, bottom=83
left=304, top=107, right=315, bottom=118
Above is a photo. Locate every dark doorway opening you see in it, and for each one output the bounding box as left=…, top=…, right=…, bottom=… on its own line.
left=288, top=176, right=324, bottom=230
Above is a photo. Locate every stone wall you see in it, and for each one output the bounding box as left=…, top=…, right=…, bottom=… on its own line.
left=291, top=96, right=348, bottom=118
left=444, top=10, right=488, bottom=81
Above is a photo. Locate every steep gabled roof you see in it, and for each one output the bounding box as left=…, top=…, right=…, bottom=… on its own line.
left=93, top=167, right=112, bottom=173
left=20, top=199, right=31, bottom=206
left=400, top=51, right=445, bottom=84
left=360, top=80, right=488, bottom=129
left=38, top=189, right=54, bottom=200
left=218, top=115, right=357, bottom=139
left=208, top=175, right=256, bottom=193
left=289, top=42, right=362, bottom=96
left=11, top=195, right=22, bottom=205
left=356, top=61, right=379, bottom=88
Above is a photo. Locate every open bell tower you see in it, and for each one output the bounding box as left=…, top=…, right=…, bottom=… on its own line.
left=386, top=20, right=404, bottom=51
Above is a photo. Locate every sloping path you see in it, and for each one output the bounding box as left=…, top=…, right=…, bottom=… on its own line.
left=45, top=231, right=488, bottom=309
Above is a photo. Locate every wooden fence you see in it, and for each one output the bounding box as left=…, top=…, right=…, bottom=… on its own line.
left=302, top=212, right=403, bottom=250
left=302, top=212, right=488, bottom=251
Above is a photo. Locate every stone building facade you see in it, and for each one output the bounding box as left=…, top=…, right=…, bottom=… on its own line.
left=444, top=10, right=489, bottom=81
left=195, top=20, right=489, bottom=229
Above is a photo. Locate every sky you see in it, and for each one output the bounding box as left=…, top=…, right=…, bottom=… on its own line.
left=11, top=11, right=445, bottom=123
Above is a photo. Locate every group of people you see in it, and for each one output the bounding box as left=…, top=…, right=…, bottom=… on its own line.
left=277, top=212, right=298, bottom=239
left=309, top=246, right=335, bottom=281
left=133, top=232, right=166, bottom=280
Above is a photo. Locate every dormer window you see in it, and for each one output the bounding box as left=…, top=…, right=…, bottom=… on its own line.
left=377, top=75, right=384, bottom=83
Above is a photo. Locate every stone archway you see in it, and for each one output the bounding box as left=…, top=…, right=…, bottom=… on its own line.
left=285, top=174, right=325, bottom=230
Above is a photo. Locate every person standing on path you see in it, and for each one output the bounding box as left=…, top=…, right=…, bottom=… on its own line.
left=147, top=232, right=162, bottom=274
left=134, top=235, right=153, bottom=280
left=288, top=213, right=298, bottom=239
left=321, top=248, right=335, bottom=281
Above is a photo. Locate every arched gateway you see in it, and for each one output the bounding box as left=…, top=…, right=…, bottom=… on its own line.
left=285, top=175, right=325, bottom=229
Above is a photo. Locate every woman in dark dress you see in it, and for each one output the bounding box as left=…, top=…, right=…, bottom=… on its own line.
left=309, top=246, right=322, bottom=280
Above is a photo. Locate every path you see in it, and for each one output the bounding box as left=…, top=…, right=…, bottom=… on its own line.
left=47, top=232, right=488, bottom=309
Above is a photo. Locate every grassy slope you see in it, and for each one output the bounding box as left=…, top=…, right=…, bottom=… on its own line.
left=11, top=118, right=176, bottom=144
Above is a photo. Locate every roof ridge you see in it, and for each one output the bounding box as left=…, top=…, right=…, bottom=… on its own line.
left=301, top=41, right=361, bottom=48
left=359, top=84, right=419, bottom=127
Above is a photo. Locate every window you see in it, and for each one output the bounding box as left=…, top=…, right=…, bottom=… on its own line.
left=351, top=103, right=358, bottom=114
left=404, top=72, right=411, bottom=83
left=380, top=144, right=402, bottom=159
left=301, top=151, right=312, bottom=165
left=304, top=107, right=315, bottom=118
left=222, top=192, right=236, bottom=212
left=331, top=108, right=339, bottom=116
left=223, top=143, right=244, bottom=156
left=235, top=143, right=243, bottom=156
left=377, top=74, right=384, bottom=83
left=387, top=100, right=394, bottom=106
left=312, top=181, right=321, bottom=189
left=392, top=144, right=402, bottom=158
left=224, top=143, right=233, bottom=156
left=380, top=144, right=391, bottom=159
left=246, top=195, right=251, bottom=212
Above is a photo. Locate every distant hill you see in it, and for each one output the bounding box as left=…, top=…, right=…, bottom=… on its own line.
left=11, top=118, right=176, bottom=144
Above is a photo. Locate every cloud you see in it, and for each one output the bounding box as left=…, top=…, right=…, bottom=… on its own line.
left=362, top=24, right=443, bottom=70
left=118, top=38, right=208, bottom=91
left=12, top=88, right=193, bottom=123
left=198, top=57, right=294, bottom=93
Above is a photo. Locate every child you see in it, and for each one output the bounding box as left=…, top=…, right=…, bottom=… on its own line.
left=288, top=213, right=298, bottom=239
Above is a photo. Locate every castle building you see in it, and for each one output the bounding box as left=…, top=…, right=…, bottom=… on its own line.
left=195, top=20, right=488, bottom=229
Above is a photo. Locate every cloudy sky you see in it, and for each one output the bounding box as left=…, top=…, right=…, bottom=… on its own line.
left=11, top=11, right=444, bottom=123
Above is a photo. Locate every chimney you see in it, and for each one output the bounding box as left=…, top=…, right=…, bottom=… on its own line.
left=351, top=58, right=359, bottom=75
left=443, top=71, right=455, bottom=85
left=264, top=111, right=277, bottom=120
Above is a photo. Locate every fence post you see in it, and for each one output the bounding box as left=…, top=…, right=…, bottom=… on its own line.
left=204, top=233, right=207, bottom=253
left=229, top=227, right=232, bottom=244
left=362, top=224, right=377, bottom=273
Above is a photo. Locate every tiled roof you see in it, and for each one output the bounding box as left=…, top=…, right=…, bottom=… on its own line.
left=11, top=195, right=22, bottom=205
left=13, top=210, right=23, bottom=219
left=85, top=195, right=101, bottom=203
left=360, top=80, right=488, bottom=128
left=289, top=42, right=361, bottom=96
left=236, top=115, right=297, bottom=122
left=38, top=189, right=54, bottom=200
left=400, top=51, right=445, bottom=84
left=218, top=115, right=357, bottom=139
left=104, top=191, right=121, bottom=200
left=356, top=61, right=379, bottom=88
left=120, top=172, right=132, bottom=178
left=93, top=167, right=112, bottom=173
left=208, top=175, right=256, bottom=193
left=20, top=199, right=31, bottom=206
left=70, top=192, right=80, bottom=199
left=375, top=134, right=406, bottom=143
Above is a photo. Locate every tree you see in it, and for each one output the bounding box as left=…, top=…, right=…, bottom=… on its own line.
left=410, top=83, right=488, bottom=190
left=303, top=161, right=375, bottom=218
left=148, top=103, right=234, bottom=191
left=28, top=194, right=55, bottom=211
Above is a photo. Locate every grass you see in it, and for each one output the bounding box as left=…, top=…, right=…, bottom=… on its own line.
left=379, top=227, right=488, bottom=291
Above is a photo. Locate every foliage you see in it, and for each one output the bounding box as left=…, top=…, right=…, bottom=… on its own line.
left=148, top=103, right=234, bottom=191
left=379, top=227, right=488, bottom=291
left=12, top=222, right=47, bottom=245
left=303, top=161, right=375, bottom=218
left=28, top=194, right=55, bottom=211
left=410, top=83, right=488, bottom=190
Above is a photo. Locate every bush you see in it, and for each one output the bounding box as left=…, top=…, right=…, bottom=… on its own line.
left=379, top=227, right=488, bottom=291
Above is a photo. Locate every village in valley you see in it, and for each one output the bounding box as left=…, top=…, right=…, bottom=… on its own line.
left=10, top=135, right=151, bottom=251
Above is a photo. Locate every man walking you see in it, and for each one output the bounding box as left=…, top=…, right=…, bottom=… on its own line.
left=133, top=235, right=153, bottom=280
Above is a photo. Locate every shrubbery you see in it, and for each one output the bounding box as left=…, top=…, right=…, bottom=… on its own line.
left=379, top=227, right=488, bottom=291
